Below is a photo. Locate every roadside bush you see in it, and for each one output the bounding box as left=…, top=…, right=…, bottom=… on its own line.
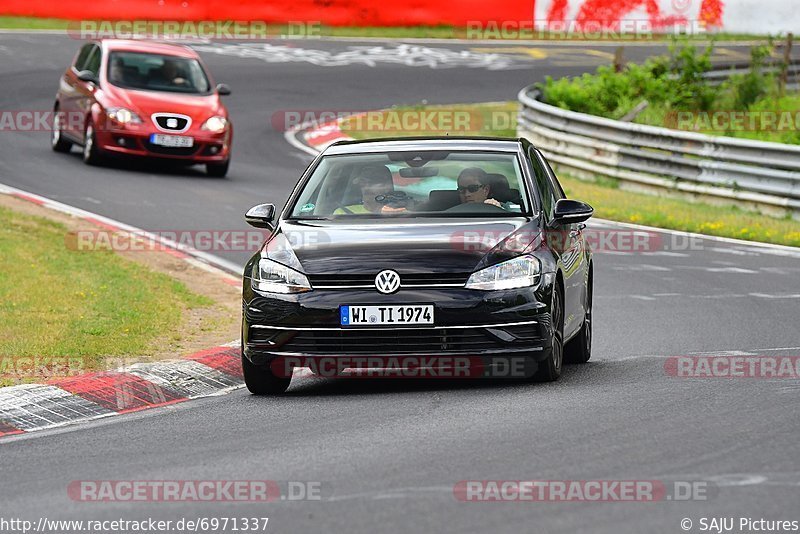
left=539, top=39, right=796, bottom=144
left=540, top=40, right=715, bottom=118
left=722, top=44, right=774, bottom=110
left=665, top=41, right=715, bottom=110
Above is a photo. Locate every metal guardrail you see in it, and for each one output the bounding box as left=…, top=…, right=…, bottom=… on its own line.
left=517, top=64, right=800, bottom=217
left=700, top=59, right=800, bottom=90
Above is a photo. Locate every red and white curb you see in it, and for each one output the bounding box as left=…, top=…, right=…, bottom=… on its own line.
left=285, top=115, right=355, bottom=156
left=0, top=344, right=244, bottom=437
left=304, top=118, right=355, bottom=151
left=0, top=182, right=252, bottom=438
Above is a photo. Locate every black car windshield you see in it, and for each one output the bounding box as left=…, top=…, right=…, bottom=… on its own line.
left=290, top=151, right=530, bottom=218
left=106, top=51, right=211, bottom=94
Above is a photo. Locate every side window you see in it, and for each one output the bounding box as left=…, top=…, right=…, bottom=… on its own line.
left=541, top=154, right=565, bottom=201
left=83, top=46, right=102, bottom=76
left=73, top=44, right=94, bottom=71
left=529, top=147, right=555, bottom=221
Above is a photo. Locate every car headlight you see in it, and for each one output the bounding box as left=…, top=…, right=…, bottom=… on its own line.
left=107, top=107, right=141, bottom=124
left=201, top=116, right=228, bottom=133
left=465, top=255, right=541, bottom=291
left=251, top=258, right=311, bottom=294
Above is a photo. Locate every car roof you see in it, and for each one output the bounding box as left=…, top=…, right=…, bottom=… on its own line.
left=322, top=137, right=525, bottom=155
left=100, top=39, right=198, bottom=58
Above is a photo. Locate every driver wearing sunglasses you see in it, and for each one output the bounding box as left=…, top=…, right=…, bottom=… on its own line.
left=457, top=167, right=503, bottom=208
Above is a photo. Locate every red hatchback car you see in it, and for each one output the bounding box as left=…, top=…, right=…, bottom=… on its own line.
left=52, top=40, right=233, bottom=177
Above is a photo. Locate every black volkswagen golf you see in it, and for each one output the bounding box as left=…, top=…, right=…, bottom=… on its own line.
left=241, top=137, right=594, bottom=394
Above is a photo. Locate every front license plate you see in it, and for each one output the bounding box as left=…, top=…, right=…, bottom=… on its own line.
left=340, top=305, right=434, bottom=326
left=150, top=134, right=194, bottom=147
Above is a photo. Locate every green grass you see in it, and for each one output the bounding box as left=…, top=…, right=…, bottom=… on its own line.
left=0, top=204, right=211, bottom=383
left=635, top=93, right=800, bottom=144
left=0, top=16, right=773, bottom=41
left=559, top=175, right=800, bottom=246
left=0, top=16, right=71, bottom=30
left=340, top=100, right=800, bottom=247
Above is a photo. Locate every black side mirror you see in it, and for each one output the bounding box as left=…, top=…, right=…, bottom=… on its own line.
left=245, top=204, right=275, bottom=229
left=553, top=198, right=594, bottom=224
left=76, top=70, right=98, bottom=84
left=216, top=83, right=231, bottom=96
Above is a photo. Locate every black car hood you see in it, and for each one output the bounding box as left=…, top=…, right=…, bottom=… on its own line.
left=274, top=218, right=536, bottom=275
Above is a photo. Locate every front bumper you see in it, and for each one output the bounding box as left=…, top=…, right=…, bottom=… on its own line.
left=95, top=126, right=231, bottom=162
left=242, top=280, right=555, bottom=368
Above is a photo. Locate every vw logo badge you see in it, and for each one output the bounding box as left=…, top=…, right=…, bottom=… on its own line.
left=374, top=270, right=401, bottom=294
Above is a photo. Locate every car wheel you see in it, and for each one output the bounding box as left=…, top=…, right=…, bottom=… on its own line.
left=565, top=278, right=592, bottom=364
left=51, top=110, right=73, bottom=153
left=82, top=122, right=103, bottom=165
left=241, top=350, right=291, bottom=395
left=534, top=284, right=563, bottom=382
left=206, top=159, right=229, bottom=178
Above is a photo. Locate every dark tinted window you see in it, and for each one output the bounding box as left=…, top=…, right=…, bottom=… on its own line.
left=107, top=51, right=211, bottom=94
left=74, top=44, right=94, bottom=71
left=84, top=46, right=101, bottom=76
left=290, top=151, right=529, bottom=218
left=541, top=154, right=565, bottom=200
left=529, top=147, right=555, bottom=220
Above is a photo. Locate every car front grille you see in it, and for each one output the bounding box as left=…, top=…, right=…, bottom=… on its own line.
left=307, top=272, right=469, bottom=288
left=249, top=327, right=528, bottom=354
left=153, top=114, right=190, bottom=132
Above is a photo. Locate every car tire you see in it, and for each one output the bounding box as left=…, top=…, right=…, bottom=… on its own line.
left=565, top=279, right=592, bottom=364
left=51, top=109, right=73, bottom=153
left=241, top=351, right=291, bottom=395
left=534, top=284, right=563, bottom=382
left=206, top=159, right=229, bottom=178
left=82, top=122, right=103, bottom=165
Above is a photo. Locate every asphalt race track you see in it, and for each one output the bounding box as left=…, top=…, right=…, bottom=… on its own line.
left=1, top=34, right=799, bottom=533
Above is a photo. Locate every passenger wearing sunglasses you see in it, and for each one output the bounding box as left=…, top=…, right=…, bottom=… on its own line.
left=457, top=167, right=504, bottom=208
